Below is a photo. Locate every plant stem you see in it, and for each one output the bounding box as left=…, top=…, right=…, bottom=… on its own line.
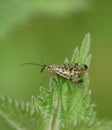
left=47, top=92, right=61, bottom=130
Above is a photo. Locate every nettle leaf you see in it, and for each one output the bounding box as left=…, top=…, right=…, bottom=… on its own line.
left=0, top=94, right=44, bottom=130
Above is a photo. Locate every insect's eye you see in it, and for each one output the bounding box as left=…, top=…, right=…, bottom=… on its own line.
left=41, top=65, right=47, bottom=72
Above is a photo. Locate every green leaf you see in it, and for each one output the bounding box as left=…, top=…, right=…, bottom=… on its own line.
left=0, top=94, right=44, bottom=130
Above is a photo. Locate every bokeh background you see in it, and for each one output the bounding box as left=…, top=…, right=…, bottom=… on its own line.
left=0, top=0, right=112, bottom=129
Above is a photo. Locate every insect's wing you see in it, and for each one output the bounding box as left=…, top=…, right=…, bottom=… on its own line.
left=52, top=70, right=70, bottom=80
left=54, top=71, right=83, bottom=83
left=74, top=63, right=88, bottom=71
left=47, top=64, right=86, bottom=83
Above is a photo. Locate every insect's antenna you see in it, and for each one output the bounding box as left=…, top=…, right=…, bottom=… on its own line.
left=37, top=49, right=45, bottom=65
left=22, top=63, right=43, bottom=67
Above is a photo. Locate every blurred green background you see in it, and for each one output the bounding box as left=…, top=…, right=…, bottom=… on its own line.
left=0, top=0, right=112, bottom=129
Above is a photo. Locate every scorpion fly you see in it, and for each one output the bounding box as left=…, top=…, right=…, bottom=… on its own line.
left=23, top=63, right=88, bottom=83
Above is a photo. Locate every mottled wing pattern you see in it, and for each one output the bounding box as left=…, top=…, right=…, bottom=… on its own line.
left=47, top=64, right=88, bottom=83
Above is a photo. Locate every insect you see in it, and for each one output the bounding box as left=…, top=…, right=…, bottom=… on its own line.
left=23, top=63, right=88, bottom=83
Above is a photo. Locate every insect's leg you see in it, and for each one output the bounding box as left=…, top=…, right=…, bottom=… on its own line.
left=50, top=72, right=58, bottom=82
left=70, top=75, right=83, bottom=83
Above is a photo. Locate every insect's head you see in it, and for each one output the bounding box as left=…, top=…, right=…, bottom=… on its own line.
left=41, top=65, right=47, bottom=73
